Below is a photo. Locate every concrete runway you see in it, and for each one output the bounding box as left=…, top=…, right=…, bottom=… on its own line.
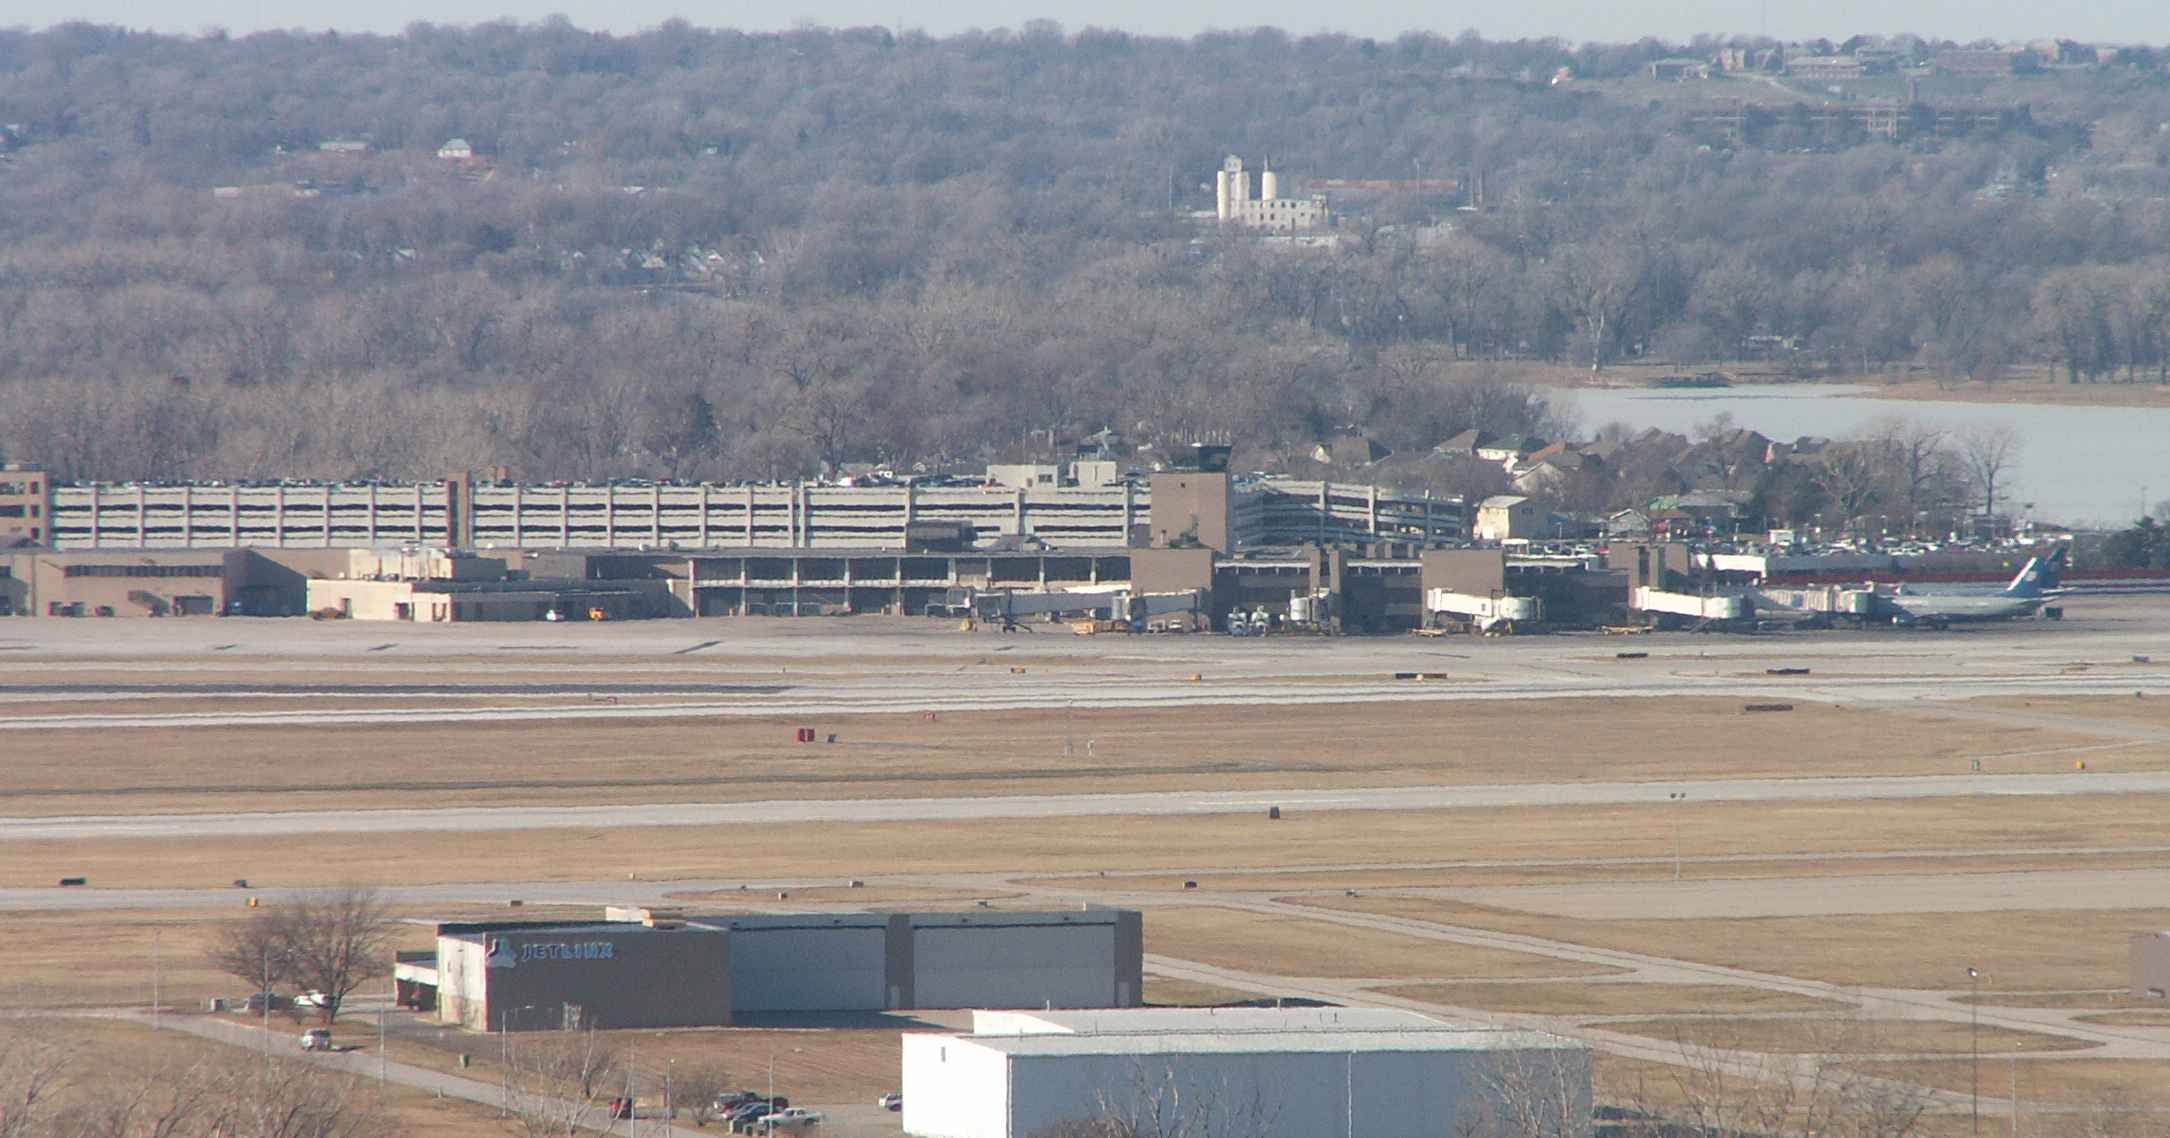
left=4, top=597, right=2170, bottom=732
left=5, top=661, right=2170, bottom=732
left=6, top=769, right=2168, bottom=842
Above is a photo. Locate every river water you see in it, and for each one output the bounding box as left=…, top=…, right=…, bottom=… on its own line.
left=1564, top=385, right=2170, bottom=528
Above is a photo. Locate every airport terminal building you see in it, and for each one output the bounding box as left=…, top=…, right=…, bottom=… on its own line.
left=414, top=907, right=1143, bottom=1032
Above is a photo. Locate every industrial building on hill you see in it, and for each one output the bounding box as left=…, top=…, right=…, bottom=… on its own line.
left=407, top=906, right=1143, bottom=1032
left=901, top=1007, right=1590, bottom=1138
left=1213, top=155, right=1330, bottom=231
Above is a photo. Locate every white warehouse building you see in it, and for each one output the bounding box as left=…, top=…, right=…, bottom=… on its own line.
left=901, top=1008, right=1590, bottom=1138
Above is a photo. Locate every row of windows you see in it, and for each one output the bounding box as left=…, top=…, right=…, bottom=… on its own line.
left=61, top=564, right=224, bottom=578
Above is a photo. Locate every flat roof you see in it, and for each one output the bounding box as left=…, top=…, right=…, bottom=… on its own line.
left=974, top=1008, right=1465, bottom=1036
left=437, top=920, right=716, bottom=941
left=696, top=909, right=1129, bottom=931
left=923, top=1028, right=1582, bottom=1058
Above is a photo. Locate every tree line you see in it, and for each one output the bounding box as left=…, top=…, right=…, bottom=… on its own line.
left=1, top=23, right=2169, bottom=482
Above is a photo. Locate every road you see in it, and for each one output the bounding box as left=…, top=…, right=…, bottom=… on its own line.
left=5, top=768, right=2165, bottom=841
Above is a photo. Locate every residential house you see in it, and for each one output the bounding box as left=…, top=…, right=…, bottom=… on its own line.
left=1512, top=451, right=1598, bottom=496
left=1650, top=490, right=1749, bottom=534
left=1476, top=435, right=1543, bottom=467
left=1474, top=495, right=1544, bottom=542
left=1606, top=508, right=1653, bottom=539
left=1433, top=428, right=1495, bottom=457
left=1312, top=433, right=1392, bottom=467
left=317, top=139, right=370, bottom=155
left=437, top=138, right=476, bottom=161
left=1649, top=58, right=1713, bottom=81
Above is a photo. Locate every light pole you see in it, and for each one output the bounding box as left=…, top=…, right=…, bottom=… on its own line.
left=2009, top=1045, right=2019, bottom=1138
left=768, top=1047, right=801, bottom=1121
left=1968, top=966, right=1981, bottom=1136
left=152, top=929, right=161, bottom=1032
left=1668, top=792, right=1688, bottom=880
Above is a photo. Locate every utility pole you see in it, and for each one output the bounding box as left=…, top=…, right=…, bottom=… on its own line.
left=263, top=946, right=273, bottom=1064
left=152, top=929, right=161, bottom=1031
left=1968, top=966, right=1981, bottom=1136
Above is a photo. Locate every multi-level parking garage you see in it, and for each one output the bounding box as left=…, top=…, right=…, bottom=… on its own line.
left=44, top=481, right=455, bottom=549
left=22, top=470, right=1464, bottom=554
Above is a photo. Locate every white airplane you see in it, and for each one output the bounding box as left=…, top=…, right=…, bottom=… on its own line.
left=1878, top=546, right=2067, bottom=628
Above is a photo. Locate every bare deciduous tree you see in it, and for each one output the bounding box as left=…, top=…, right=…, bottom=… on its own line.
left=500, top=1029, right=621, bottom=1138
left=1464, top=1046, right=1592, bottom=1138
left=1, top=1022, right=391, bottom=1138
left=668, top=1064, right=730, bottom=1128
left=1957, top=423, right=2023, bottom=519
left=205, top=887, right=397, bottom=1026
left=0, top=1024, right=74, bottom=1138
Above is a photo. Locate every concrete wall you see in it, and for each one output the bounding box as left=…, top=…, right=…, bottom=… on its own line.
left=2, top=549, right=241, bottom=617
left=1148, top=473, right=1232, bottom=552
left=1421, top=549, right=1506, bottom=597
left=438, top=927, right=731, bottom=1032
left=1606, top=542, right=1694, bottom=589
left=1474, top=499, right=1543, bottom=542
left=900, top=1034, right=1013, bottom=1138
left=1129, top=547, right=1216, bottom=598
left=307, top=579, right=422, bottom=621
left=0, top=465, right=48, bottom=547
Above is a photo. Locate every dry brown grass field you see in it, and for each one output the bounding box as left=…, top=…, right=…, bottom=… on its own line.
left=1378, top=981, right=1847, bottom=1017
left=1854, top=1058, right=2170, bottom=1106
left=3, top=904, right=596, bottom=1008
left=18, top=791, right=2170, bottom=891
left=2074, top=1010, right=2170, bottom=1028
left=3, top=1019, right=511, bottom=1138
left=1291, top=896, right=2170, bottom=992
left=380, top=1025, right=909, bottom=1106
left=1139, top=906, right=1623, bottom=981
left=1039, top=848, right=2170, bottom=895
left=0, top=695, right=2104, bottom=817
left=1599, top=1017, right=2093, bottom=1055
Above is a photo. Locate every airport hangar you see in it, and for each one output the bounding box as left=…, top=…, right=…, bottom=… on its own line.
left=411, top=907, right=1145, bottom=1032
left=901, top=1008, right=1591, bottom=1138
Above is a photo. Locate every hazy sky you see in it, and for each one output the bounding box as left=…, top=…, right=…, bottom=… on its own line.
left=13, top=0, right=2170, bottom=45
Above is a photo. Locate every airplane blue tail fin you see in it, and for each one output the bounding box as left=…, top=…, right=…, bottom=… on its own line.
left=2003, top=554, right=2051, bottom=598
left=2038, top=544, right=2069, bottom=589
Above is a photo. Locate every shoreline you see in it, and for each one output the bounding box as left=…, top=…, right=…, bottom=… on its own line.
left=1495, top=363, right=2170, bottom=410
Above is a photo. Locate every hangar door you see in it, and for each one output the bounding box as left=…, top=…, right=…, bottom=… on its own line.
left=731, top=925, right=886, bottom=1012
left=914, top=924, right=1116, bottom=1009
